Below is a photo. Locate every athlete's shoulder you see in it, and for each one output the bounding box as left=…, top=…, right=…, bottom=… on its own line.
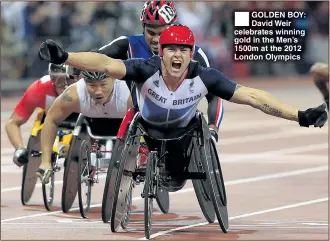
left=122, top=56, right=161, bottom=81
left=186, top=60, right=202, bottom=79
left=126, top=34, right=144, bottom=39
left=38, top=75, right=56, bottom=96
left=27, top=75, right=53, bottom=94
left=192, top=46, right=210, bottom=68
left=98, top=36, right=128, bottom=51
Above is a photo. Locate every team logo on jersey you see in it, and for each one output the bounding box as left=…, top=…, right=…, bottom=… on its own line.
left=153, top=80, right=159, bottom=87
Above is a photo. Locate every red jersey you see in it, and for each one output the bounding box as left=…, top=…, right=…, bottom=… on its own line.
left=14, top=75, right=57, bottom=120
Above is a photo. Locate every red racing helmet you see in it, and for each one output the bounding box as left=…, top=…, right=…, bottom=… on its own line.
left=140, top=1, right=177, bottom=26
left=159, top=24, right=195, bottom=57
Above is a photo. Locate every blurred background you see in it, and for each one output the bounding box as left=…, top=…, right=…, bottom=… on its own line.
left=1, top=1, right=329, bottom=93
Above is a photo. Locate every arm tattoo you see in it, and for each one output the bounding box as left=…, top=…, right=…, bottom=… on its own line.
left=261, top=104, right=283, bottom=117
left=61, top=91, right=73, bottom=103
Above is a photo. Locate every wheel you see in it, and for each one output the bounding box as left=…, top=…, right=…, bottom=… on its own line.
left=42, top=152, right=57, bottom=211
left=120, top=183, right=133, bottom=229
left=21, top=135, right=42, bottom=205
left=78, top=140, right=92, bottom=218
left=101, top=138, right=125, bottom=223
left=110, top=134, right=140, bottom=232
left=190, top=140, right=216, bottom=223
left=61, top=135, right=80, bottom=213
left=155, top=187, right=169, bottom=214
left=210, top=140, right=228, bottom=220
left=201, top=138, right=229, bottom=232
left=144, top=152, right=156, bottom=239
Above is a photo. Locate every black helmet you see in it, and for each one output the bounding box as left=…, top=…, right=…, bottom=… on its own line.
left=66, top=66, right=81, bottom=79
left=81, top=70, right=108, bottom=82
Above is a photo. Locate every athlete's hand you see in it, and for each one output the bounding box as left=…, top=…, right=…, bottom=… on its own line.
left=38, top=39, right=68, bottom=65
left=13, top=148, right=29, bottom=167
left=298, top=103, right=328, bottom=128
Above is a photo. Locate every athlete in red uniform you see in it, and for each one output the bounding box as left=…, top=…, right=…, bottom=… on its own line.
left=5, top=64, right=79, bottom=167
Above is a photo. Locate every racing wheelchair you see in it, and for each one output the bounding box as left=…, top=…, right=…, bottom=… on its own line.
left=101, top=109, right=170, bottom=226
left=21, top=108, right=77, bottom=211
left=106, top=111, right=229, bottom=239
left=61, top=114, right=124, bottom=218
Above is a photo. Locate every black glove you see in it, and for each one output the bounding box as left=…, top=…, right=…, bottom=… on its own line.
left=13, top=148, right=29, bottom=167
left=298, top=103, right=328, bottom=128
left=38, top=39, right=68, bottom=65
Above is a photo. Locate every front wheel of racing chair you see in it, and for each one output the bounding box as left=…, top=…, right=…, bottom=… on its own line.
left=144, top=151, right=158, bottom=239
left=196, top=113, right=229, bottom=232
left=77, top=140, right=92, bottom=218
left=41, top=152, right=56, bottom=211
left=42, top=127, right=74, bottom=211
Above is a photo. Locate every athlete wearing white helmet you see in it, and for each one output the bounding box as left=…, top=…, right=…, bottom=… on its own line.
left=36, top=68, right=132, bottom=181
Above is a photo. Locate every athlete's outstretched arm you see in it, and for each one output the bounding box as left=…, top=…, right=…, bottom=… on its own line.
left=65, top=52, right=127, bottom=80
left=39, top=39, right=128, bottom=80
left=201, top=68, right=328, bottom=128
left=230, top=85, right=299, bottom=121
left=38, top=85, right=79, bottom=173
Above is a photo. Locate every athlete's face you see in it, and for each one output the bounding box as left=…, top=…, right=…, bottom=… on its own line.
left=51, top=74, right=70, bottom=95
left=144, top=25, right=168, bottom=54
left=85, top=78, right=114, bottom=105
left=162, top=45, right=192, bottom=78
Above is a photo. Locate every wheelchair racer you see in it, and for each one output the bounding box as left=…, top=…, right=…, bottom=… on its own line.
left=38, top=24, right=328, bottom=190
left=36, top=69, right=133, bottom=183
left=97, top=1, right=223, bottom=149
left=5, top=63, right=77, bottom=167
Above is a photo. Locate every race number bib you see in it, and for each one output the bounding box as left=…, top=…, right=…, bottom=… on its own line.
left=158, top=5, right=175, bottom=24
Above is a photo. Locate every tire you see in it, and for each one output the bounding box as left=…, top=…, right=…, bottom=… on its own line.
left=21, top=135, right=41, bottom=205
left=110, top=135, right=139, bottom=232
left=61, top=135, right=80, bottom=213
left=78, top=140, right=92, bottom=218
left=42, top=152, right=57, bottom=211
left=190, top=141, right=216, bottom=223
left=155, top=188, right=169, bottom=214
left=101, top=138, right=125, bottom=223
left=144, top=152, right=155, bottom=240
left=120, top=183, right=133, bottom=229
left=202, top=138, right=229, bottom=232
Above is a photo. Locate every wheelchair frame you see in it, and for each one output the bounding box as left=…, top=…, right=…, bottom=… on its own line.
left=108, top=111, right=229, bottom=239
left=61, top=113, right=120, bottom=218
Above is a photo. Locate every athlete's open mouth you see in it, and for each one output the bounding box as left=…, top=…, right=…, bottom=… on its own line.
left=172, top=60, right=182, bottom=70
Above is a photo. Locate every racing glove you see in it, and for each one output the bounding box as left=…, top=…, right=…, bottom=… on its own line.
left=38, top=39, right=68, bottom=65
left=298, top=103, right=328, bottom=128
left=13, top=148, right=29, bottom=167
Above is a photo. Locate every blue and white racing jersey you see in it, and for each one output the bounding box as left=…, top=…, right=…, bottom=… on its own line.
left=121, top=56, right=237, bottom=128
